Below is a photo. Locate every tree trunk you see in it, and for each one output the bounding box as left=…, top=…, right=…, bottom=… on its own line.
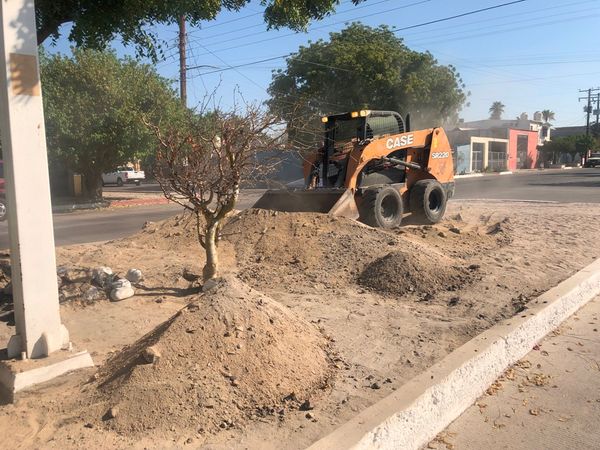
left=83, top=171, right=103, bottom=201
left=203, top=221, right=219, bottom=281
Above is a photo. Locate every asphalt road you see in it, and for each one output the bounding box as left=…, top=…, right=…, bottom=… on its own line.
left=454, top=168, right=600, bottom=203
left=0, top=168, right=598, bottom=248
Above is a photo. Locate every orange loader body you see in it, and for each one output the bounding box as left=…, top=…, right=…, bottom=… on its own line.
left=254, top=110, right=455, bottom=227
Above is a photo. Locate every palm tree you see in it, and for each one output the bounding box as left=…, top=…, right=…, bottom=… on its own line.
left=541, top=109, right=555, bottom=123
left=489, top=101, right=505, bottom=120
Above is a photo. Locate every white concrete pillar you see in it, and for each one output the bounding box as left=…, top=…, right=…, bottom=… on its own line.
left=0, top=0, right=69, bottom=359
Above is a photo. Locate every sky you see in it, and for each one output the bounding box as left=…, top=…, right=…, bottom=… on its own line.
left=45, top=0, right=600, bottom=128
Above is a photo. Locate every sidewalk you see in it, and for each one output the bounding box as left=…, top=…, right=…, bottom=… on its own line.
left=432, top=296, right=600, bottom=449
left=455, top=166, right=579, bottom=179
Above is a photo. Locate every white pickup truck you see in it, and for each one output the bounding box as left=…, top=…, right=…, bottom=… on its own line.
left=102, top=166, right=145, bottom=186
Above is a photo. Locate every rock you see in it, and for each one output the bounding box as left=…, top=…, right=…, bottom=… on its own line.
left=468, top=264, right=481, bottom=271
left=299, top=400, right=314, bottom=411
left=370, top=382, right=381, bottom=390
left=182, top=267, right=201, bottom=282
left=126, top=269, right=143, bottom=284
left=305, top=412, right=314, bottom=419
left=58, top=266, right=92, bottom=284
left=438, top=231, right=446, bottom=238
left=202, top=278, right=219, bottom=292
left=448, top=297, right=460, bottom=307
left=449, top=227, right=461, bottom=234
left=82, top=286, right=105, bottom=303
left=111, top=278, right=131, bottom=289
left=92, top=267, right=113, bottom=288
left=110, top=286, right=134, bottom=302
left=59, top=284, right=82, bottom=303
left=142, top=346, right=161, bottom=364
left=107, top=407, right=119, bottom=419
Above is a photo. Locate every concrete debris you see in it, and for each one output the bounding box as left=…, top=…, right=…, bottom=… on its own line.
left=111, top=286, right=135, bottom=302
left=126, top=269, right=143, bottom=284
left=92, top=266, right=113, bottom=288
left=112, top=278, right=132, bottom=290
left=142, top=346, right=161, bottom=364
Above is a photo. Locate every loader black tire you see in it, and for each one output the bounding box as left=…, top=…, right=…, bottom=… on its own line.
left=409, top=179, right=447, bottom=224
left=359, top=186, right=403, bottom=229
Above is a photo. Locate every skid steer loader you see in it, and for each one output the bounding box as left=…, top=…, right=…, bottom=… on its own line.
left=253, top=110, right=455, bottom=228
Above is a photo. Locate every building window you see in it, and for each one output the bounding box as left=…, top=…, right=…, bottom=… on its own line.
left=472, top=142, right=484, bottom=172
left=488, top=141, right=508, bottom=172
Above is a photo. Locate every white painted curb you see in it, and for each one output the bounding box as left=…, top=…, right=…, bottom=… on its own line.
left=308, top=258, right=600, bottom=450
left=454, top=173, right=483, bottom=179
left=499, top=171, right=513, bottom=175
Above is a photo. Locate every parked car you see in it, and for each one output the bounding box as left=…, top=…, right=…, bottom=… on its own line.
left=583, top=157, right=600, bottom=168
left=0, top=160, right=5, bottom=221
left=102, top=166, right=145, bottom=186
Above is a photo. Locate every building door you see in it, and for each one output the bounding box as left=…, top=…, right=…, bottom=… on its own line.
left=517, top=135, right=529, bottom=169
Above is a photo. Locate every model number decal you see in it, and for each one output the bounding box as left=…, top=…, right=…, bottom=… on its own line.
left=431, top=152, right=449, bottom=159
left=386, top=134, right=414, bottom=149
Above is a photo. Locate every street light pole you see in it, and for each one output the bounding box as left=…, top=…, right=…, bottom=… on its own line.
left=0, top=0, right=69, bottom=358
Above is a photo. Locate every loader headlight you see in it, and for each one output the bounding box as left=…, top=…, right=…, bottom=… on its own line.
left=321, top=116, right=328, bottom=123
left=359, top=110, right=370, bottom=117
left=351, top=111, right=359, bottom=118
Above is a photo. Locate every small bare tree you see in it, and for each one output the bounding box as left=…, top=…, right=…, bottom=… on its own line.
left=146, top=102, right=285, bottom=282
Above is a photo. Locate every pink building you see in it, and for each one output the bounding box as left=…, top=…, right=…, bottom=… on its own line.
left=449, top=112, right=552, bottom=173
left=507, top=129, right=539, bottom=170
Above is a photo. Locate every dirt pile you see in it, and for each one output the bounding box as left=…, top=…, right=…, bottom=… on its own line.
left=358, top=247, right=473, bottom=297
left=223, top=209, right=396, bottom=291
left=87, top=276, right=334, bottom=436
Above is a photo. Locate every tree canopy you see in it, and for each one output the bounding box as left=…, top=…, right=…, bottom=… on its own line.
left=267, top=23, right=467, bottom=146
left=488, top=101, right=505, bottom=120
left=541, top=109, right=555, bottom=123
left=36, top=0, right=362, bottom=59
left=41, top=48, right=185, bottom=199
left=539, top=134, right=597, bottom=157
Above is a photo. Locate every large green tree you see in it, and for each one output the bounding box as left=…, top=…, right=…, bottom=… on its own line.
left=41, top=49, right=184, bottom=200
left=539, top=134, right=597, bottom=163
left=268, top=23, right=467, bottom=146
left=36, top=0, right=363, bottom=59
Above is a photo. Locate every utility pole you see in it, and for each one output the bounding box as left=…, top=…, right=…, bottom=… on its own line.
left=578, top=87, right=600, bottom=164
left=579, top=87, right=600, bottom=136
left=595, top=92, right=600, bottom=127
left=178, top=15, right=187, bottom=106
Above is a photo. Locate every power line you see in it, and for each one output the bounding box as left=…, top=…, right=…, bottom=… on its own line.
left=391, top=0, right=525, bottom=34
left=194, top=0, right=402, bottom=46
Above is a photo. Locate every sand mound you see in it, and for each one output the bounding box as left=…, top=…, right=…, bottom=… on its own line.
left=89, top=276, right=334, bottom=435
left=358, top=248, right=472, bottom=297
left=223, top=209, right=395, bottom=291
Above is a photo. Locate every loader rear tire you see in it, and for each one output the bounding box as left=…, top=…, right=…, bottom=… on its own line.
left=359, top=186, right=403, bottom=229
left=409, top=179, right=447, bottom=224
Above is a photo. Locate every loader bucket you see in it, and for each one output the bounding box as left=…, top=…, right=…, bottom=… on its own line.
left=252, top=188, right=359, bottom=220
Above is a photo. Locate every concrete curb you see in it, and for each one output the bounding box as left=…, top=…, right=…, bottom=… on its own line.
left=52, top=201, right=109, bottom=213
left=308, top=258, right=600, bottom=450
left=453, top=173, right=483, bottom=179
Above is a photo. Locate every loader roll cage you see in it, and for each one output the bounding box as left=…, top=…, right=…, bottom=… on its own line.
left=320, top=110, right=408, bottom=188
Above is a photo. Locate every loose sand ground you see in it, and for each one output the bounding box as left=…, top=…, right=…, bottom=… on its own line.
left=0, top=199, right=599, bottom=449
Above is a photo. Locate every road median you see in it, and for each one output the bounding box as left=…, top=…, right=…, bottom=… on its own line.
left=308, top=257, right=600, bottom=450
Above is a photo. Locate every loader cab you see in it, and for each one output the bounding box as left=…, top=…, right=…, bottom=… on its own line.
left=320, top=110, right=407, bottom=188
